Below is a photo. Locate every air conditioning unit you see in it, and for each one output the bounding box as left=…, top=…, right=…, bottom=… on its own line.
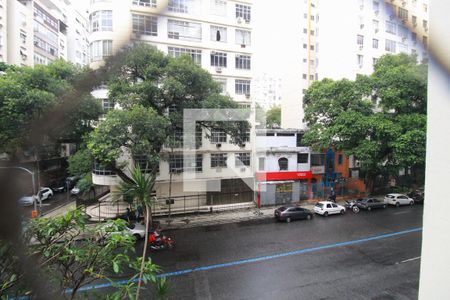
left=245, top=93, right=250, bottom=99
left=374, top=10, right=379, bottom=15
left=240, top=167, right=246, bottom=172
left=402, top=1, right=406, bottom=7
left=216, top=143, right=222, bottom=148
left=241, top=44, right=246, bottom=48
left=358, top=63, right=363, bottom=69
left=359, top=45, right=363, bottom=50
left=402, top=37, right=407, bottom=42
left=360, top=4, right=364, bottom=10
left=424, top=27, right=428, bottom=32
left=215, top=67, right=222, bottom=73
left=375, top=28, right=379, bottom=33
left=360, top=24, right=364, bottom=29
left=216, top=167, right=222, bottom=172
left=236, top=17, right=244, bottom=24
left=413, top=22, right=417, bottom=27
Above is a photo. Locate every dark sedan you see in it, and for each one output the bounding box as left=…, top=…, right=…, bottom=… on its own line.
left=356, top=198, right=387, bottom=211
left=408, top=189, right=424, bottom=204
left=274, top=206, right=313, bottom=223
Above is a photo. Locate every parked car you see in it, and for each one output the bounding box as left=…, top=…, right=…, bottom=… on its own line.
left=356, top=198, right=387, bottom=211
left=408, top=189, right=424, bottom=204
left=38, top=187, right=53, bottom=201
left=100, top=222, right=148, bottom=240
left=18, top=195, right=38, bottom=206
left=314, top=201, right=346, bottom=216
left=50, top=179, right=67, bottom=193
left=274, top=206, right=313, bottom=222
left=70, top=187, right=81, bottom=196
left=384, top=193, right=414, bottom=207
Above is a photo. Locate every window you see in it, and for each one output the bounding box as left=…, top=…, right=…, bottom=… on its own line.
left=373, top=57, right=378, bottom=65
left=235, top=55, right=251, bottom=70
left=90, top=10, right=112, bottom=32
left=303, top=44, right=307, bottom=49
left=385, top=21, right=396, bottom=34
left=310, top=74, right=314, bottom=80
left=338, top=154, right=343, bottom=165
left=398, top=7, right=408, bottom=21
left=34, top=4, right=58, bottom=31
left=372, top=38, right=378, bottom=48
left=398, top=25, right=408, bottom=39
left=258, top=157, right=265, bottom=171
left=211, top=129, right=227, bottom=143
left=132, top=14, right=157, bottom=36
left=168, top=19, right=202, bottom=41
left=373, top=19, right=379, bottom=31
left=210, top=25, right=227, bottom=42
left=93, top=160, right=115, bottom=175
left=303, top=28, right=307, bottom=34
left=411, top=32, right=417, bottom=42
left=34, top=36, right=57, bottom=56
left=90, top=40, right=112, bottom=61
left=102, top=98, right=115, bottom=111
left=168, top=46, right=201, bottom=65
left=412, top=15, right=417, bottom=26
left=297, top=153, right=308, bottom=164
left=210, top=51, right=227, bottom=67
left=311, top=154, right=325, bottom=166
left=169, top=0, right=196, bottom=13
left=211, top=0, right=226, bottom=16
left=357, top=35, right=364, bottom=46
left=372, top=0, right=379, bottom=11
left=134, top=155, right=156, bottom=173
left=213, top=77, right=227, bottom=94
left=169, top=154, right=184, bottom=173
left=357, top=54, right=363, bottom=66
left=236, top=4, right=251, bottom=23
left=34, top=53, right=49, bottom=65
left=211, top=153, right=227, bottom=168
left=235, top=29, right=251, bottom=45
left=34, top=21, right=58, bottom=44
left=235, top=153, right=250, bottom=167
left=423, top=36, right=428, bottom=48
left=385, top=39, right=396, bottom=53
left=235, top=79, right=250, bottom=95
left=278, top=157, right=288, bottom=171
left=423, top=20, right=428, bottom=30
left=398, top=42, right=408, bottom=53
left=132, top=0, right=156, bottom=7
left=423, top=3, right=427, bottom=12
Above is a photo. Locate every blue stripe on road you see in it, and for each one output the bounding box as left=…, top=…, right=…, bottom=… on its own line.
left=76, top=227, right=422, bottom=293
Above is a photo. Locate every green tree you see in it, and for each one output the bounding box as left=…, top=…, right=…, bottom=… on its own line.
left=67, top=148, right=93, bottom=177
left=266, top=106, right=281, bottom=128
left=88, top=44, right=249, bottom=182
left=0, top=208, right=166, bottom=299
left=115, top=166, right=157, bottom=300
left=0, top=60, right=102, bottom=157
left=303, top=54, right=427, bottom=192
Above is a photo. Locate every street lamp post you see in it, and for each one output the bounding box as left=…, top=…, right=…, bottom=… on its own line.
left=0, top=166, right=38, bottom=215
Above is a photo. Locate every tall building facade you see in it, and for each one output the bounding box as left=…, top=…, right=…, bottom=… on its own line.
left=281, top=0, right=429, bottom=129
left=88, top=0, right=255, bottom=203
left=0, top=0, right=89, bottom=67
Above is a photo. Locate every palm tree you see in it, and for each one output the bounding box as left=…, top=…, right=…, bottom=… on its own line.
left=115, top=165, right=157, bottom=300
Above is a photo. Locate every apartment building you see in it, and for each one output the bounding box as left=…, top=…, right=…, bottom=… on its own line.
left=88, top=0, right=254, bottom=203
left=252, top=73, right=282, bottom=110
left=66, top=7, right=89, bottom=65
left=0, top=0, right=89, bottom=67
left=281, top=0, right=429, bottom=129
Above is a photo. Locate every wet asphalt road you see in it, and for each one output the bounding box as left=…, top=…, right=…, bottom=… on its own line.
left=137, top=205, right=423, bottom=300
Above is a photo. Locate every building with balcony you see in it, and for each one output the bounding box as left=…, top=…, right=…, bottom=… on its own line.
left=88, top=0, right=254, bottom=207
left=0, top=0, right=89, bottom=67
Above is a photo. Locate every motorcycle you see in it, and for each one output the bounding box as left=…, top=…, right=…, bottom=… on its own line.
left=148, top=231, right=175, bottom=250
left=344, top=199, right=362, bottom=213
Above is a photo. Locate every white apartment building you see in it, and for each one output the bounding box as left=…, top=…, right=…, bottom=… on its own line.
left=0, top=0, right=89, bottom=67
left=281, top=0, right=429, bottom=129
left=66, top=7, right=89, bottom=65
left=88, top=0, right=255, bottom=204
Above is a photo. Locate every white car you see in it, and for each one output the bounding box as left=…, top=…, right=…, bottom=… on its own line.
left=314, top=201, right=346, bottom=216
left=38, top=187, right=53, bottom=201
left=384, top=193, right=414, bottom=207
left=70, top=187, right=81, bottom=195
left=18, top=195, right=38, bottom=206
left=101, top=222, right=147, bottom=240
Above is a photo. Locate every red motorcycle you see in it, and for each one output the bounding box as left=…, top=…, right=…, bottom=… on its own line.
left=148, top=231, right=175, bottom=250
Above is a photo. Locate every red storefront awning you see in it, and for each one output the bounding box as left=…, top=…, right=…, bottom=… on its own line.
left=255, top=171, right=312, bottom=181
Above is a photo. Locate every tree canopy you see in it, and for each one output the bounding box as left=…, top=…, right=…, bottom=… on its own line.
left=0, top=60, right=102, bottom=157
left=265, top=106, right=281, bottom=128
left=303, top=53, right=427, bottom=190
left=87, top=43, right=250, bottom=181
